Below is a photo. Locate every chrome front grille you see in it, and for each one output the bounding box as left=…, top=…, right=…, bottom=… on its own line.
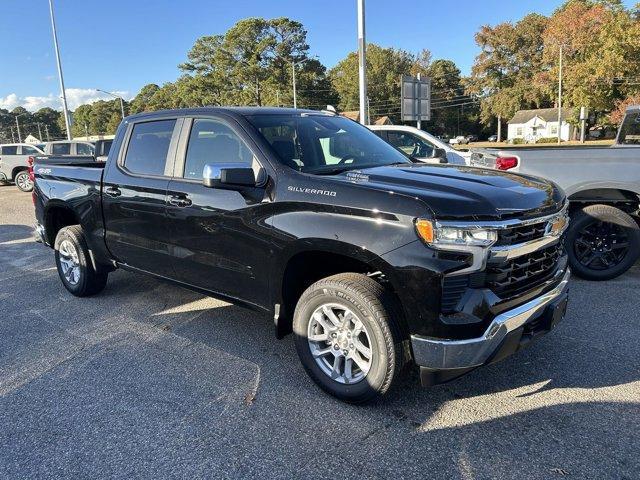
left=495, top=221, right=548, bottom=246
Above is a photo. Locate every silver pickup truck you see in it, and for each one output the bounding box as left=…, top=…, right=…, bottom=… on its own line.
left=471, top=105, right=640, bottom=281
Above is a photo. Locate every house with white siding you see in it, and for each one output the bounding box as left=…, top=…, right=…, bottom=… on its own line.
left=507, top=108, right=575, bottom=142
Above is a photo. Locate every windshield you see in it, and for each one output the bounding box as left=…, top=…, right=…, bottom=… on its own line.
left=618, top=111, right=640, bottom=145
left=246, top=114, right=411, bottom=174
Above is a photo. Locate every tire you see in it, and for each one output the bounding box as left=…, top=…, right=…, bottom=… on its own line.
left=566, top=204, right=640, bottom=281
left=54, top=225, right=108, bottom=296
left=293, top=273, right=406, bottom=403
left=14, top=170, right=33, bottom=192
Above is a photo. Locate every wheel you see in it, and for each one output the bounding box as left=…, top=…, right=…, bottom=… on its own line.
left=293, top=273, right=406, bottom=403
left=54, top=225, right=108, bottom=296
left=566, top=204, right=640, bottom=281
left=14, top=171, right=33, bottom=192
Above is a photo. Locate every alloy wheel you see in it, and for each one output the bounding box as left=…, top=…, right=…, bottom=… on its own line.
left=58, top=239, right=81, bottom=285
left=307, top=303, right=373, bottom=384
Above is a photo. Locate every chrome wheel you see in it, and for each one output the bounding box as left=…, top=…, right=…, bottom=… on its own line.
left=58, top=239, right=81, bottom=285
left=16, top=172, right=32, bottom=191
left=307, top=303, right=373, bottom=384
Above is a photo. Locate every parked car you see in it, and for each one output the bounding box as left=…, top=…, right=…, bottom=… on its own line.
left=466, top=135, right=478, bottom=143
left=449, top=135, right=469, bottom=145
left=369, top=125, right=469, bottom=165
left=488, top=134, right=498, bottom=142
left=42, top=140, right=95, bottom=156
left=0, top=143, right=44, bottom=191
left=33, top=107, right=570, bottom=403
left=470, top=105, right=640, bottom=281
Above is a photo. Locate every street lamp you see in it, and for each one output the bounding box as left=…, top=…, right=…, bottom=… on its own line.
left=96, top=89, right=126, bottom=120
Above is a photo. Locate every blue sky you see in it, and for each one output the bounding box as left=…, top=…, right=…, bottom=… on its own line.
left=0, top=0, right=634, bottom=111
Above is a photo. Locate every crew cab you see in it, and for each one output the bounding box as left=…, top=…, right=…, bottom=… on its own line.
left=33, top=107, right=570, bottom=403
left=471, top=106, right=640, bottom=281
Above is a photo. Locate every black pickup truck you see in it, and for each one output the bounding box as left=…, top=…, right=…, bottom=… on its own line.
left=33, top=107, right=570, bottom=402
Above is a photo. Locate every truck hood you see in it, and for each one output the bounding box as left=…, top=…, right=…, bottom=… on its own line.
left=335, top=164, right=565, bottom=220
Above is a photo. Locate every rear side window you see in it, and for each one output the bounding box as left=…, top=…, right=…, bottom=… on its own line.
left=22, top=146, right=41, bottom=155
left=183, top=119, right=254, bottom=179
left=124, top=120, right=176, bottom=176
left=77, top=143, right=94, bottom=155
left=1, top=146, right=18, bottom=155
left=618, top=112, right=640, bottom=145
left=52, top=143, right=71, bottom=155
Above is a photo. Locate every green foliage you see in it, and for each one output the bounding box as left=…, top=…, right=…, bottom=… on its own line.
left=511, top=137, right=525, bottom=144
left=0, top=107, right=64, bottom=143
left=536, top=136, right=560, bottom=143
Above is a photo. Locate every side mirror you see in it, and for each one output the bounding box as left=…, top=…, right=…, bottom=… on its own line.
left=432, top=148, right=448, bottom=163
left=203, top=163, right=258, bottom=188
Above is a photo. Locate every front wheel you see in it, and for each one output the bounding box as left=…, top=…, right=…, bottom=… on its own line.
left=566, top=204, right=640, bottom=281
left=54, top=225, right=108, bottom=296
left=14, top=171, right=33, bottom=192
left=293, top=273, right=406, bottom=403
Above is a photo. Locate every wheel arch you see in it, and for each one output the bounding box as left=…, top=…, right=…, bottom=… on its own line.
left=11, top=165, right=28, bottom=180
left=273, top=240, right=407, bottom=339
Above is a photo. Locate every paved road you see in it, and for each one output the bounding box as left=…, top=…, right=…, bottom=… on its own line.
left=0, top=184, right=638, bottom=479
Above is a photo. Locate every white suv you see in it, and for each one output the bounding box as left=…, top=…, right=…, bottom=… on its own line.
left=0, top=143, right=44, bottom=192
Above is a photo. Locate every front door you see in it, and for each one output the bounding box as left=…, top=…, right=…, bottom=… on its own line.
left=165, top=116, right=273, bottom=307
left=102, top=118, right=181, bottom=277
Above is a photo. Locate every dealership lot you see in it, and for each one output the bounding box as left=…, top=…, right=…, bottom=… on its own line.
left=0, top=185, right=638, bottom=479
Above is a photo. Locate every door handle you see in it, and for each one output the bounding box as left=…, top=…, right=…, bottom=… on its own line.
left=168, top=195, right=192, bottom=207
left=105, top=186, right=121, bottom=197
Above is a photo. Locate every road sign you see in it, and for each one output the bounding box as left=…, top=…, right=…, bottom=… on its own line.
left=401, top=74, right=431, bottom=122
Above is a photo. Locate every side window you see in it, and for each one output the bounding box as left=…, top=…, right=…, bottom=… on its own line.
left=77, top=143, right=94, bottom=155
left=52, top=143, right=71, bottom=155
left=22, top=146, right=40, bottom=155
left=387, top=132, right=434, bottom=157
left=1, top=146, right=18, bottom=155
left=124, top=119, right=176, bottom=176
left=183, top=119, right=254, bottom=180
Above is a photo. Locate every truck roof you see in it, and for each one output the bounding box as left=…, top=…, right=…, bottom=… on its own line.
left=125, top=106, right=331, bottom=122
left=626, top=105, right=640, bottom=113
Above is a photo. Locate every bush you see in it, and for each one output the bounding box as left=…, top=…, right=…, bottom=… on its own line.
left=536, top=137, right=559, bottom=144
left=510, top=138, right=525, bottom=144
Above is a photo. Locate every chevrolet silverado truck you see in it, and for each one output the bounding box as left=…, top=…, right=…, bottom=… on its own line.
left=471, top=105, right=640, bottom=281
left=33, top=107, right=570, bottom=403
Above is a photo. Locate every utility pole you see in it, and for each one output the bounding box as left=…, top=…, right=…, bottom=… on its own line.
left=10, top=126, right=16, bottom=143
left=84, top=123, right=89, bottom=139
left=15, top=116, right=22, bottom=143
left=37, top=122, right=43, bottom=140
left=292, top=62, right=298, bottom=109
left=557, top=45, right=563, bottom=145
left=357, top=0, right=368, bottom=125
left=49, top=0, right=72, bottom=141
left=45, top=125, right=50, bottom=142
left=497, top=115, right=502, bottom=142
left=416, top=73, right=422, bottom=130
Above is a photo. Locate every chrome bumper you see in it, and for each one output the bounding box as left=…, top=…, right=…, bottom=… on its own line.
left=411, top=268, right=571, bottom=370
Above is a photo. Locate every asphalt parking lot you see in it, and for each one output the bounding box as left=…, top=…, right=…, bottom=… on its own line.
left=0, top=185, right=638, bottom=479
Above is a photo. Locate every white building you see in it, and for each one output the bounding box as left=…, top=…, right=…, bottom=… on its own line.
left=507, top=108, right=575, bottom=143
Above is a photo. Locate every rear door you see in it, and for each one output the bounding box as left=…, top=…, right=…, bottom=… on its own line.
left=102, top=117, right=182, bottom=277
left=164, top=115, right=273, bottom=306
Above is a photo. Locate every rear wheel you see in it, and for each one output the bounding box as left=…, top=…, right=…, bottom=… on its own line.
left=293, top=273, right=406, bottom=403
left=567, top=204, right=640, bottom=281
left=14, top=171, right=33, bottom=192
left=54, top=225, right=108, bottom=296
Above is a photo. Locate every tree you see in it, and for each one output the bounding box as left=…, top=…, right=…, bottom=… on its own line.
left=129, top=84, right=161, bottom=113
left=541, top=0, right=640, bottom=113
left=329, top=44, right=415, bottom=120
left=177, top=17, right=335, bottom=108
left=468, top=13, right=549, bottom=125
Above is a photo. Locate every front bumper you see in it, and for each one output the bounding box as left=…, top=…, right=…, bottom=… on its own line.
left=412, top=268, right=570, bottom=383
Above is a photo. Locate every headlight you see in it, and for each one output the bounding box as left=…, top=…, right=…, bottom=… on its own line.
left=415, top=219, right=497, bottom=248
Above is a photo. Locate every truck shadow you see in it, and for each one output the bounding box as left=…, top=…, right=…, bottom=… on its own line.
left=0, top=224, right=34, bottom=243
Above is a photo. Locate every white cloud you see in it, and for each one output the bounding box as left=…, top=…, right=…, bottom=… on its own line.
left=0, top=88, right=131, bottom=112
